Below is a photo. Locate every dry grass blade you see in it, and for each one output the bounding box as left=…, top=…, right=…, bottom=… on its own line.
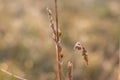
left=0, top=69, right=27, bottom=80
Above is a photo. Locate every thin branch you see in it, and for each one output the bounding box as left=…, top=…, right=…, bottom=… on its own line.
left=0, top=69, right=27, bottom=80
left=54, top=0, right=62, bottom=80
left=55, top=0, right=59, bottom=41
left=47, top=1, right=62, bottom=80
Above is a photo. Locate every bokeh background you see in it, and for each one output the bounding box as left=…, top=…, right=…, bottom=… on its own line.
left=0, top=0, right=120, bottom=80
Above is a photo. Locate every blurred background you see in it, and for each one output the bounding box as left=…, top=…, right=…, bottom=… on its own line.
left=0, top=0, right=120, bottom=80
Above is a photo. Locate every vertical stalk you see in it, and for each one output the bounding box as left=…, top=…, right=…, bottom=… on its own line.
left=55, top=0, right=61, bottom=80
left=56, top=45, right=62, bottom=80
left=55, top=0, right=59, bottom=41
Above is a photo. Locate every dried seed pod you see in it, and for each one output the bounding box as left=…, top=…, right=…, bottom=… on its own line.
left=74, top=42, right=82, bottom=50
left=82, top=47, right=87, bottom=56
left=58, top=28, right=61, bottom=37
left=74, top=42, right=88, bottom=65
left=60, top=52, right=63, bottom=58
left=82, top=47, right=88, bottom=65
left=57, top=41, right=63, bottom=59
left=52, top=33, right=56, bottom=42
left=47, top=8, right=56, bottom=38
left=47, top=7, right=52, bottom=15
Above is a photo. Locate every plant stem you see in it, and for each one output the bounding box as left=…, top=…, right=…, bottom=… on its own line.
left=55, top=0, right=62, bottom=80
left=55, top=0, right=59, bottom=41
left=56, top=45, right=62, bottom=80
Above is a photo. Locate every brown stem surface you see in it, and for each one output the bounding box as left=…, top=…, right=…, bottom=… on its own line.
left=55, top=0, right=62, bottom=80
left=55, top=0, right=59, bottom=41
left=56, top=45, right=62, bottom=80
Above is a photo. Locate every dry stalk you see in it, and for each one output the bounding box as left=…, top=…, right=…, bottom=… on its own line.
left=47, top=0, right=63, bottom=80
left=55, top=1, right=62, bottom=79
left=47, top=1, right=88, bottom=80
left=68, top=61, right=73, bottom=80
